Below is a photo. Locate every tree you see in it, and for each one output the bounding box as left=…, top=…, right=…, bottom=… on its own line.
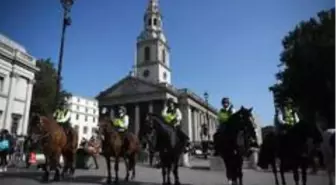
left=30, top=58, right=71, bottom=115
left=270, top=8, right=335, bottom=126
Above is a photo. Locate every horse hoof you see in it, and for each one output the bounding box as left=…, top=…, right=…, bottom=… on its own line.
left=113, top=180, right=119, bottom=184
left=106, top=179, right=112, bottom=184
left=174, top=181, right=181, bottom=185
left=53, top=176, right=61, bottom=182
left=124, top=177, right=129, bottom=182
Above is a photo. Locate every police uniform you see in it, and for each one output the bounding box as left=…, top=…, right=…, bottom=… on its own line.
left=113, top=106, right=129, bottom=132
left=161, top=99, right=190, bottom=148
left=53, top=106, right=71, bottom=128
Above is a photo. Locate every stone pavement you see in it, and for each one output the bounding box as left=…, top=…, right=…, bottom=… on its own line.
left=0, top=157, right=329, bottom=185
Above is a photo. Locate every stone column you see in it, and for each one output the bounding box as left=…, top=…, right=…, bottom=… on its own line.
left=134, top=104, right=140, bottom=135
left=4, top=72, right=19, bottom=131
left=193, top=109, right=198, bottom=142
left=148, top=101, right=153, bottom=113
left=21, top=79, right=34, bottom=136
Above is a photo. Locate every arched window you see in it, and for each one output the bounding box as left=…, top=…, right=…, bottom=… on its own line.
left=148, top=18, right=152, bottom=26
left=162, top=49, right=166, bottom=63
left=153, top=18, right=157, bottom=26
left=144, top=47, right=150, bottom=61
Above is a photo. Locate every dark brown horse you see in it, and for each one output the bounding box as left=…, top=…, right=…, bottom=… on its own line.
left=30, top=114, right=78, bottom=182
left=98, top=117, right=140, bottom=184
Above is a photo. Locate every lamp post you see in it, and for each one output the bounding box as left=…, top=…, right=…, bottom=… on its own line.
left=203, top=92, right=210, bottom=140
left=202, top=91, right=210, bottom=159
left=54, top=0, right=75, bottom=110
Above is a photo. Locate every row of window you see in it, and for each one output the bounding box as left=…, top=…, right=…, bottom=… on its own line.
left=73, top=114, right=97, bottom=123
left=73, top=105, right=97, bottom=114
left=73, top=97, right=98, bottom=106
left=74, top=125, right=97, bottom=135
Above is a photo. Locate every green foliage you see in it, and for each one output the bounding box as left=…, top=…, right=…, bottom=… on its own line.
left=270, top=8, right=335, bottom=124
left=30, top=58, right=71, bottom=115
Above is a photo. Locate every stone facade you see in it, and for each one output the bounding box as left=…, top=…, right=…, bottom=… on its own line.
left=67, top=95, right=99, bottom=143
left=0, top=34, right=39, bottom=135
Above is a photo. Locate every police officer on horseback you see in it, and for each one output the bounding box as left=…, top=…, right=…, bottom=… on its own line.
left=277, top=98, right=299, bottom=131
left=53, top=102, right=71, bottom=131
left=214, top=97, right=236, bottom=155
left=218, top=97, right=236, bottom=131
left=161, top=98, right=190, bottom=149
left=113, top=106, right=129, bottom=133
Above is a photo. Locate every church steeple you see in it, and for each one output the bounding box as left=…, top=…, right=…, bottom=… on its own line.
left=135, top=0, right=171, bottom=85
left=144, top=0, right=162, bottom=31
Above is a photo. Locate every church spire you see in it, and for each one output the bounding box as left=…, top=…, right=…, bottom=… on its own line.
left=144, top=0, right=162, bottom=31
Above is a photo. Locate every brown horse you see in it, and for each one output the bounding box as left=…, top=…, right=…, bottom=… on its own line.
left=98, top=117, right=140, bottom=184
left=30, top=114, right=78, bottom=182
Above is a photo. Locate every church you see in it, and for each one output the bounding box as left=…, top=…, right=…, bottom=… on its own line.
left=96, top=0, right=218, bottom=144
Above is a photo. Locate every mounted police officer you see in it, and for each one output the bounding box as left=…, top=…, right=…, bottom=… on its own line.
left=213, top=97, right=236, bottom=155
left=53, top=102, right=71, bottom=132
left=161, top=98, right=190, bottom=148
left=162, top=98, right=191, bottom=167
left=113, top=106, right=129, bottom=133
left=277, top=98, right=299, bottom=132
left=218, top=97, right=236, bottom=131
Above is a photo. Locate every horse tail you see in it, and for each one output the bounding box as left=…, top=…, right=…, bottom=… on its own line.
left=257, top=132, right=276, bottom=169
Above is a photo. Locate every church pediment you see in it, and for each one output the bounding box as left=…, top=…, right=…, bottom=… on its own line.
left=97, top=76, right=163, bottom=99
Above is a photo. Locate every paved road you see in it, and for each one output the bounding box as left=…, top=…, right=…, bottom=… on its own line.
left=0, top=157, right=329, bottom=185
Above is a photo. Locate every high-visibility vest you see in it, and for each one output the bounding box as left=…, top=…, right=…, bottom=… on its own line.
left=218, top=107, right=233, bottom=124
left=163, top=109, right=177, bottom=125
left=113, top=117, right=127, bottom=129
left=283, top=107, right=295, bottom=125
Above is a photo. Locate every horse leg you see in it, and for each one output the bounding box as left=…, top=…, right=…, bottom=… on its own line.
left=237, top=156, right=243, bottom=185
left=292, top=166, right=299, bottom=185
left=114, top=156, right=120, bottom=184
left=300, top=160, right=308, bottom=185
left=167, top=162, right=172, bottom=185
left=271, top=158, right=280, bottom=185
left=69, top=150, right=77, bottom=178
left=173, top=158, right=180, bottom=185
left=123, top=155, right=130, bottom=182
left=160, top=156, right=167, bottom=185
left=279, top=160, right=287, bottom=185
left=42, top=157, right=50, bottom=182
left=53, top=153, right=62, bottom=181
left=130, top=153, right=136, bottom=180
left=105, top=155, right=112, bottom=184
left=222, top=155, right=233, bottom=185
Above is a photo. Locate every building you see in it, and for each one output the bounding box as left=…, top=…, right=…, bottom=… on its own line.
left=67, top=95, right=99, bottom=142
left=0, top=34, right=39, bottom=136
left=96, top=0, right=218, bottom=144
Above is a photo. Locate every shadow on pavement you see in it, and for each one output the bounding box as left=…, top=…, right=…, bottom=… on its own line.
left=0, top=171, right=192, bottom=185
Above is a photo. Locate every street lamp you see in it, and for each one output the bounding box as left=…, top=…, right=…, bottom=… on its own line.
left=203, top=91, right=210, bottom=140
left=54, top=0, right=75, bottom=110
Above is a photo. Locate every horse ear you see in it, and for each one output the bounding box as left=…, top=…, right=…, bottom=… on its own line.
left=249, top=107, right=253, bottom=112
left=240, top=105, right=244, bottom=110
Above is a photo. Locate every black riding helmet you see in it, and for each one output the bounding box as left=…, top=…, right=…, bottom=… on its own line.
left=221, top=97, right=230, bottom=105
left=167, top=98, right=175, bottom=105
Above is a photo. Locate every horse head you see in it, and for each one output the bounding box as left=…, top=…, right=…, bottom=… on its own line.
left=29, top=113, right=53, bottom=142
left=233, top=106, right=258, bottom=149
left=141, top=113, right=169, bottom=149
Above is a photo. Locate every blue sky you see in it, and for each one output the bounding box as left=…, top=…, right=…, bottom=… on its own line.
left=0, top=0, right=333, bottom=125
